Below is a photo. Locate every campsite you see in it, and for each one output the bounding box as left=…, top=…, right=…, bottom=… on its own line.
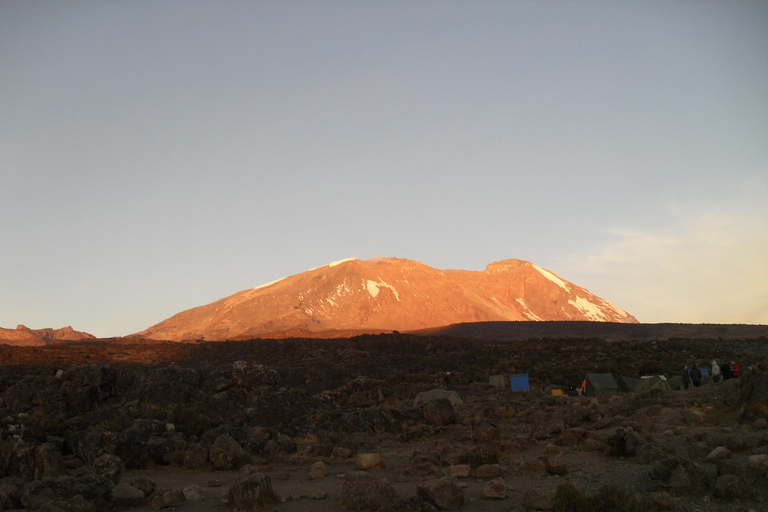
left=1, top=332, right=767, bottom=511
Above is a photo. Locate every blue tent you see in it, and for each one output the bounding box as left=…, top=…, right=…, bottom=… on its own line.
left=510, top=373, right=529, bottom=391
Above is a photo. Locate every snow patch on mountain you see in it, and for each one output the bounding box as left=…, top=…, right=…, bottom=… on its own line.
left=532, top=264, right=570, bottom=292
left=366, top=279, right=401, bottom=301
left=330, top=257, right=358, bottom=267
left=568, top=296, right=608, bottom=321
left=516, top=298, right=543, bottom=321
left=253, top=277, right=286, bottom=291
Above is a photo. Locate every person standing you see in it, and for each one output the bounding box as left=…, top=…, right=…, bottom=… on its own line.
left=722, top=361, right=733, bottom=380
left=443, top=372, right=451, bottom=390
left=711, top=360, right=721, bottom=383
left=690, top=364, right=702, bottom=387
left=681, top=365, right=690, bottom=390
left=731, top=361, right=740, bottom=378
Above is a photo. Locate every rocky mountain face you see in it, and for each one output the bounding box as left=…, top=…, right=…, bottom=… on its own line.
left=0, top=325, right=95, bottom=346
left=135, top=257, right=637, bottom=342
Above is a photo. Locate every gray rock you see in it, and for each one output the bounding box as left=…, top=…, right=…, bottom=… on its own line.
left=416, top=477, right=464, bottom=510
left=706, top=446, right=731, bottom=463
left=92, top=453, right=124, bottom=483
left=110, top=482, right=146, bottom=508
left=713, top=474, right=748, bottom=501
left=183, top=443, right=209, bottom=469
left=183, top=484, right=204, bottom=501
left=483, top=478, right=506, bottom=499
left=209, top=435, right=247, bottom=471
left=339, top=471, right=402, bottom=512
left=442, top=465, right=470, bottom=478
left=474, top=464, right=502, bottom=480
left=309, top=461, right=329, bottom=479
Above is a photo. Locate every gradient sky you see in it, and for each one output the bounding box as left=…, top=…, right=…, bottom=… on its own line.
left=2, top=1, right=766, bottom=337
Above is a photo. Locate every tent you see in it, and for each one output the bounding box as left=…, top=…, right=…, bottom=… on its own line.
left=510, top=373, right=529, bottom=391
left=551, top=389, right=564, bottom=397
left=412, top=389, right=464, bottom=408
left=619, top=376, right=641, bottom=393
left=633, top=375, right=672, bottom=393
left=583, top=373, right=619, bottom=397
left=489, top=375, right=505, bottom=387
left=667, top=375, right=682, bottom=390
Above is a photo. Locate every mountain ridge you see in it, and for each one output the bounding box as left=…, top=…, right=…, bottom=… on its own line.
left=133, top=257, right=637, bottom=341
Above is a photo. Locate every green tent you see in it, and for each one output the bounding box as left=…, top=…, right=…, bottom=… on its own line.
left=619, top=376, right=641, bottom=393
left=633, top=376, right=672, bottom=393
left=584, top=373, right=620, bottom=397
left=489, top=374, right=505, bottom=387
left=412, top=389, right=464, bottom=407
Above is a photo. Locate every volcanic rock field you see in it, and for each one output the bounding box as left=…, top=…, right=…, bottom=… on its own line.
left=1, top=331, right=768, bottom=512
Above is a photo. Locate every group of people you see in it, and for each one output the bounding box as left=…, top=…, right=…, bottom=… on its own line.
left=681, top=359, right=740, bottom=389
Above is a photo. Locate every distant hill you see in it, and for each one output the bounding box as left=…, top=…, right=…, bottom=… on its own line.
left=0, top=325, right=96, bottom=346
left=133, top=257, right=637, bottom=341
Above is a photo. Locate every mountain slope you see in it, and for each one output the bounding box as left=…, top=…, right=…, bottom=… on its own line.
left=134, top=257, right=637, bottom=341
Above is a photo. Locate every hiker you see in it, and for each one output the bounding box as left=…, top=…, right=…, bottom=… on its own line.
left=731, top=360, right=740, bottom=378
left=690, top=364, right=702, bottom=387
left=721, top=361, right=733, bottom=380
left=681, top=365, right=690, bottom=390
left=443, top=372, right=451, bottom=390
left=711, top=360, right=721, bottom=383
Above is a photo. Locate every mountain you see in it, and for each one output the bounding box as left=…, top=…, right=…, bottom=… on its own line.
left=134, top=257, right=637, bottom=341
left=0, top=325, right=96, bottom=346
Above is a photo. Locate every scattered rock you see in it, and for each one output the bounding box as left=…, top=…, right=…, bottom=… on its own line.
left=474, top=464, right=502, bottom=480
left=183, top=484, right=204, bottom=501
left=417, top=477, right=464, bottom=510
left=443, top=465, right=470, bottom=478
left=309, top=461, right=329, bottom=479
left=483, top=478, right=506, bottom=499
left=706, top=446, right=731, bottom=463
left=355, top=453, right=384, bottom=470
left=92, top=453, right=124, bottom=483
left=227, top=473, right=277, bottom=511
left=311, top=489, right=328, bottom=500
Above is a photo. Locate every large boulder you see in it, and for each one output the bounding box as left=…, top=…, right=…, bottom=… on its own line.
left=416, top=477, right=464, bottom=510
left=738, top=369, right=768, bottom=420
left=652, top=457, right=712, bottom=494
left=423, top=398, right=455, bottom=426
left=339, top=471, right=402, bottom=512
left=227, top=473, right=277, bottom=511
left=209, top=435, right=247, bottom=471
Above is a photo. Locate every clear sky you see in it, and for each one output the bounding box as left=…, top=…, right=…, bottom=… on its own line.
left=2, top=1, right=766, bottom=337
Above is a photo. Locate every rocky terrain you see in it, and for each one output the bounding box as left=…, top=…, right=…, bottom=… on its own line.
left=1, top=332, right=767, bottom=511
left=133, top=257, right=637, bottom=341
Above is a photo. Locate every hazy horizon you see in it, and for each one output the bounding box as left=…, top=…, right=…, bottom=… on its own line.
left=2, top=1, right=766, bottom=337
